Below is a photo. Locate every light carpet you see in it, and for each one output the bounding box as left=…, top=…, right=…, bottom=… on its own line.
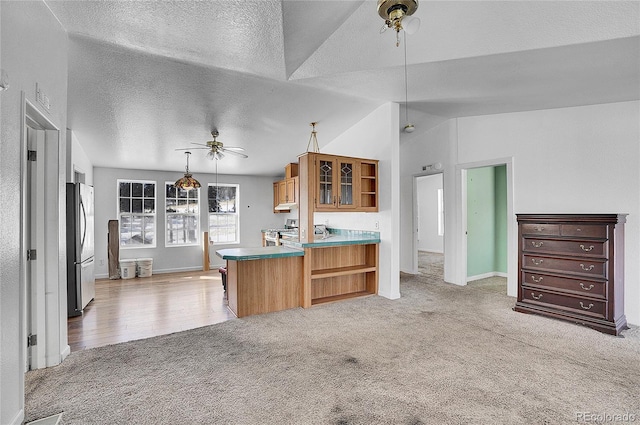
left=25, top=258, right=640, bottom=424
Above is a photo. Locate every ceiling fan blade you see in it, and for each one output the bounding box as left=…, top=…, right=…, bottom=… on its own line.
left=176, top=147, right=209, bottom=151
left=220, top=148, right=248, bottom=158
left=190, top=142, right=210, bottom=147
left=223, top=146, right=245, bottom=152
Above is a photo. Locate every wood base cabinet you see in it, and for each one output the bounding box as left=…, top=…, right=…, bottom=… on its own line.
left=514, top=214, right=627, bottom=335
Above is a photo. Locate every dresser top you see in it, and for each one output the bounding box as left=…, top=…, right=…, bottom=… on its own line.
left=516, top=214, right=627, bottom=224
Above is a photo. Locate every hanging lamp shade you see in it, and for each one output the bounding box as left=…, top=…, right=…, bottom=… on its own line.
left=174, top=152, right=201, bottom=191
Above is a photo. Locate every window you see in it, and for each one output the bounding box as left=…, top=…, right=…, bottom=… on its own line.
left=208, top=184, right=239, bottom=244
left=118, top=180, right=156, bottom=248
left=165, top=183, right=200, bottom=246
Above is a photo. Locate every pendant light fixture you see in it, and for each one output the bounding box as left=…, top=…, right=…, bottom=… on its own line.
left=306, top=122, right=320, bottom=153
left=402, top=31, right=415, bottom=133
left=174, top=151, right=201, bottom=191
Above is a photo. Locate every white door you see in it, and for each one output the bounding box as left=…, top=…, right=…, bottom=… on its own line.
left=26, top=126, right=47, bottom=370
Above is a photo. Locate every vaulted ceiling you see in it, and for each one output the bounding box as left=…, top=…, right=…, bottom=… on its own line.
left=45, top=0, right=640, bottom=175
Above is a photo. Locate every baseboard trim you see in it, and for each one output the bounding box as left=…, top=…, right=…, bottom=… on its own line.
left=467, top=271, right=507, bottom=282
left=97, top=265, right=227, bottom=280
left=61, top=344, right=71, bottom=362
left=9, top=409, right=24, bottom=425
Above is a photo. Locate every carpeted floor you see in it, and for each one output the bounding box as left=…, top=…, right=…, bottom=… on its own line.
left=25, top=254, right=640, bottom=424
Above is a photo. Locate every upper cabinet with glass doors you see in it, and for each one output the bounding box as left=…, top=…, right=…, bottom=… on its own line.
left=306, top=153, right=378, bottom=212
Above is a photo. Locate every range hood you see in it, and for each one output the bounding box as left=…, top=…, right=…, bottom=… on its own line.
left=274, top=202, right=297, bottom=211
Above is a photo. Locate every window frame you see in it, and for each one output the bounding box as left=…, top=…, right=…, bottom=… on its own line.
left=164, top=182, right=201, bottom=247
left=117, top=179, right=157, bottom=249
left=208, top=183, right=240, bottom=245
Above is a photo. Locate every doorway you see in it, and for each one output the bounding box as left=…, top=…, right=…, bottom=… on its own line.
left=456, top=158, right=516, bottom=297
left=465, top=165, right=508, bottom=293
left=413, top=173, right=444, bottom=279
left=21, top=95, right=64, bottom=371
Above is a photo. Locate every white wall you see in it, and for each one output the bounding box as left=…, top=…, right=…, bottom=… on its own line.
left=400, top=101, right=640, bottom=325
left=0, top=2, right=68, bottom=424
left=417, top=174, right=444, bottom=253
left=93, top=167, right=279, bottom=277
left=317, top=102, right=401, bottom=299
left=68, top=129, right=94, bottom=185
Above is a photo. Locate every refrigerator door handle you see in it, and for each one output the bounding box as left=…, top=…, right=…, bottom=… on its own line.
left=80, top=196, right=87, bottom=249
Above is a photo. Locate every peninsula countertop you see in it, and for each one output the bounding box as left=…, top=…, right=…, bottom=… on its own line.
left=280, top=229, right=380, bottom=248
left=216, top=246, right=304, bottom=261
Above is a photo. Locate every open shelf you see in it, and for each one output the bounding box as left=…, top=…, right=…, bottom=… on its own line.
left=307, top=244, right=378, bottom=304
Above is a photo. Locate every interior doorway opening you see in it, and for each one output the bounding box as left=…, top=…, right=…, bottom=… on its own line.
left=21, top=95, right=64, bottom=372
left=465, top=165, right=508, bottom=292
left=457, top=157, right=516, bottom=297
left=414, top=173, right=444, bottom=279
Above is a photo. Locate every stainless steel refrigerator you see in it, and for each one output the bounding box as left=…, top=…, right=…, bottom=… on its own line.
left=66, top=182, right=96, bottom=317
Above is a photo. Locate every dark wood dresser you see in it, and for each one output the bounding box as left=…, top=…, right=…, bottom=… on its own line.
left=514, top=214, right=627, bottom=335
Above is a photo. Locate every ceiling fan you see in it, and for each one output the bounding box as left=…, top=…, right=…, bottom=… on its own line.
left=378, top=0, right=420, bottom=46
left=179, top=130, right=248, bottom=160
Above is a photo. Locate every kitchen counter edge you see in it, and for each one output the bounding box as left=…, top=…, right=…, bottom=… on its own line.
left=216, top=246, right=304, bottom=261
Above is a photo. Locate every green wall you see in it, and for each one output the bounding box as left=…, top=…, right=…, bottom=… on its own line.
left=494, top=165, right=507, bottom=273
left=466, top=165, right=507, bottom=278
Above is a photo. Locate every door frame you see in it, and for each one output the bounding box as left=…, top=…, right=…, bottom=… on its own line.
left=20, top=92, right=67, bottom=371
left=411, top=171, right=444, bottom=275
left=455, top=157, right=516, bottom=296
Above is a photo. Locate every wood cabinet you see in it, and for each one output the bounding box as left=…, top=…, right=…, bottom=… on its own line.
left=300, top=152, right=378, bottom=212
left=302, top=243, right=378, bottom=307
left=514, top=214, right=627, bottom=335
left=226, top=256, right=303, bottom=317
left=273, top=163, right=299, bottom=213
left=314, top=154, right=357, bottom=211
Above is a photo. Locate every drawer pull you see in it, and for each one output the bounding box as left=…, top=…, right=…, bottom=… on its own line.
left=534, top=226, right=544, bottom=232
left=531, top=276, right=543, bottom=283
left=531, top=258, right=544, bottom=266
left=531, top=241, right=544, bottom=248
left=580, top=264, right=595, bottom=271
left=579, top=283, right=595, bottom=291
left=580, top=244, right=595, bottom=252
left=531, top=292, right=543, bottom=300
left=579, top=302, right=594, bottom=310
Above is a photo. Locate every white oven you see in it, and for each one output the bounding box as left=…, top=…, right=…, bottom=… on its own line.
left=263, top=230, right=281, bottom=246
left=262, top=220, right=298, bottom=247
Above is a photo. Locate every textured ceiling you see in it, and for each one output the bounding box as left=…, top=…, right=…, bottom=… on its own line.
left=43, top=0, right=640, bottom=175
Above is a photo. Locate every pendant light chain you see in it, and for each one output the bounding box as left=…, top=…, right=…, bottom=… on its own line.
left=404, top=31, right=409, bottom=125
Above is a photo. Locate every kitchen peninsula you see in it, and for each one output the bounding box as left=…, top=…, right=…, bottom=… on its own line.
left=216, top=230, right=380, bottom=317
left=216, top=151, right=380, bottom=318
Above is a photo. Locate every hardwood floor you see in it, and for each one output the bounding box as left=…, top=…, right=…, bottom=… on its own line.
left=68, top=270, right=235, bottom=352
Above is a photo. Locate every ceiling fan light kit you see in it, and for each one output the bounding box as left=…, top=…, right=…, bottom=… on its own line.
left=174, top=151, right=201, bottom=191
left=377, top=0, right=420, bottom=45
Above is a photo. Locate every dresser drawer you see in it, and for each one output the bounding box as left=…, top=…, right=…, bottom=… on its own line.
left=522, top=272, right=606, bottom=299
left=520, top=223, right=560, bottom=236
left=521, top=287, right=606, bottom=319
left=522, top=254, right=606, bottom=278
left=561, top=224, right=607, bottom=239
left=522, top=238, right=606, bottom=257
